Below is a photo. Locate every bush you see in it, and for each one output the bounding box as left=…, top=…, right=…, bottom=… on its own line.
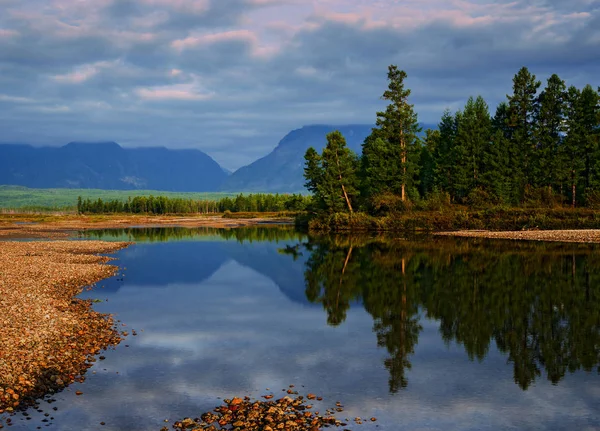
left=522, top=185, right=562, bottom=209
left=419, top=190, right=452, bottom=211
left=368, top=193, right=412, bottom=215
left=584, top=189, right=600, bottom=209
left=466, top=187, right=500, bottom=209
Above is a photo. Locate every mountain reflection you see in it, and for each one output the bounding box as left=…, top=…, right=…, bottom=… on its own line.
left=284, top=235, right=600, bottom=392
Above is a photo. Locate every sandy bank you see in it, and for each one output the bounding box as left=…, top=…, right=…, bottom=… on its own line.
left=0, top=240, right=130, bottom=413
left=435, top=229, right=600, bottom=243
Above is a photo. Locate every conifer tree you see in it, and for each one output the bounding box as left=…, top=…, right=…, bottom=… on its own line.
left=419, top=129, right=439, bottom=197
left=363, top=65, right=421, bottom=202
left=304, top=131, right=359, bottom=213
left=507, top=67, right=541, bottom=195
left=433, top=110, right=458, bottom=196
left=534, top=74, right=566, bottom=191
left=452, top=96, right=492, bottom=198
left=321, top=131, right=359, bottom=213
left=562, top=86, right=585, bottom=207
left=579, top=85, right=600, bottom=193
left=481, top=129, right=512, bottom=203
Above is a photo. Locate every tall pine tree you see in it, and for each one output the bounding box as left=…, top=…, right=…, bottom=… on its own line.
left=507, top=67, right=541, bottom=198
left=534, top=74, right=566, bottom=191
left=363, top=65, right=421, bottom=202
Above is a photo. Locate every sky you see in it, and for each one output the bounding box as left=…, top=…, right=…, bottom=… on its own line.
left=0, top=0, right=598, bottom=170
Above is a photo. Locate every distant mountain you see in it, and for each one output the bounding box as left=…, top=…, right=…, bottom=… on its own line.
left=221, top=123, right=436, bottom=193
left=221, top=125, right=373, bottom=193
left=0, top=142, right=227, bottom=192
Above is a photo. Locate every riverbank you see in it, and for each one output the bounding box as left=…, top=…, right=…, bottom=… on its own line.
left=435, top=229, right=600, bottom=243
left=0, top=240, right=130, bottom=414
left=0, top=213, right=293, bottom=239
left=299, top=208, right=600, bottom=233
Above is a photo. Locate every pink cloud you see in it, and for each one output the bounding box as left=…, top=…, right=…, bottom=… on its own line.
left=135, top=83, right=214, bottom=101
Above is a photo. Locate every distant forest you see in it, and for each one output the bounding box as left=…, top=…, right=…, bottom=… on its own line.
left=304, top=65, right=600, bottom=214
left=77, top=193, right=310, bottom=214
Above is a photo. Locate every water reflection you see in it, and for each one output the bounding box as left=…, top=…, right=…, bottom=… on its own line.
left=283, top=235, right=600, bottom=391
left=80, top=226, right=305, bottom=244
left=4, top=228, right=598, bottom=430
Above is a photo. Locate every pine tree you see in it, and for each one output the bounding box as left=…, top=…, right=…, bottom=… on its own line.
left=418, top=129, right=439, bottom=197
left=360, top=135, right=397, bottom=198
left=364, top=65, right=421, bottom=202
left=452, top=96, right=492, bottom=198
left=481, top=129, right=512, bottom=203
left=562, top=86, right=585, bottom=207
left=433, top=110, right=458, bottom=196
left=304, top=147, right=324, bottom=209
left=534, top=74, right=566, bottom=191
left=304, top=132, right=359, bottom=213
left=579, top=85, right=600, bottom=194
left=321, top=131, right=359, bottom=213
left=507, top=67, right=541, bottom=196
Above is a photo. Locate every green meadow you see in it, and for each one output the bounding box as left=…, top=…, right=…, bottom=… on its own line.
left=0, top=185, right=238, bottom=209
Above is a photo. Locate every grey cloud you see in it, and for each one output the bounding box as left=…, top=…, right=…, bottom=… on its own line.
left=0, top=0, right=598, bottom=169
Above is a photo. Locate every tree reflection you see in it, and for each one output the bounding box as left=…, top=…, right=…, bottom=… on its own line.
left=290, top=236, right=600, bottom=392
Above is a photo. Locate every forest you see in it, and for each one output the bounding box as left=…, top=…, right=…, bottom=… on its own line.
left=304, top=65, right=600, bottom=217
left=76, top=193, right=311, bottom=215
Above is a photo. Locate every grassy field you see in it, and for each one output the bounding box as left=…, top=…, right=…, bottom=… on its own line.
left=0, top=185, right=238, bottom=209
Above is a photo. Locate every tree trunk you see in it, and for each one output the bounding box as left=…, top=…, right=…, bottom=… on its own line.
left=341, top=184, right=353, bottom=213
left=400, top=129, right=406, bottom=202
left=572, top=169, right=576, bottom=208
left=334, top=149, right=353, bottom=212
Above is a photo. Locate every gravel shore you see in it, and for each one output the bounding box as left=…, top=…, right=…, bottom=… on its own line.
left=0, top=240, right=130, bottom=413
left=435, top=229, right=600, bottom=243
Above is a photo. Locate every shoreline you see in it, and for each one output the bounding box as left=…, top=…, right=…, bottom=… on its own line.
left=435, top=229, right=600, bottom=243
left=0, top=240, right=131, bottom=414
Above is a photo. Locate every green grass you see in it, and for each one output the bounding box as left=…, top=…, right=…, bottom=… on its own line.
left=0, top=185, right=239, bottom=209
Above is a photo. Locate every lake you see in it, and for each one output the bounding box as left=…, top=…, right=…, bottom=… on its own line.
left=4, top=226, right=599, bottom=430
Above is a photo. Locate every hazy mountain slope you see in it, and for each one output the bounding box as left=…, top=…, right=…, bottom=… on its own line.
left=0, top=142, right=228, bottom=192
left=221, top=125, right=374, bottom=193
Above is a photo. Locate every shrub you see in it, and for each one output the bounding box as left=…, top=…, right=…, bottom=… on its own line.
left=466, top=187, right=500, bottom=209
left=368, top=193, right=412, bottom=215
left=584, top=189, right=600, bottom=209
left=522, top=185, right=562, bottom=209
left=420, top=190, right=452, bottom=211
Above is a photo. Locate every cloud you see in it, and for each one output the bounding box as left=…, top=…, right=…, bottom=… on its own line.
left=0, top=0, right=598, bottom=170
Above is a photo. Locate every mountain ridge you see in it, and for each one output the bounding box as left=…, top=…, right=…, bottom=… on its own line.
left=0, top=141, right=227, bottom=192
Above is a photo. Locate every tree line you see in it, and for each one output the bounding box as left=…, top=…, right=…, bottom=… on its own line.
left=304, top=65, right=600, bottom=214
left=76, top=193, right=311, bottom=215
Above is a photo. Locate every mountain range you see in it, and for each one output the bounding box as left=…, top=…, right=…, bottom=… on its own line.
left=0, top=142, right=227, bottom=192
left=0, top=123, right=435, bottom=193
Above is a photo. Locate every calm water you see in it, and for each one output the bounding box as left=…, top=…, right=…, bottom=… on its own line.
left=5, top=227, right=600, bottom=430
